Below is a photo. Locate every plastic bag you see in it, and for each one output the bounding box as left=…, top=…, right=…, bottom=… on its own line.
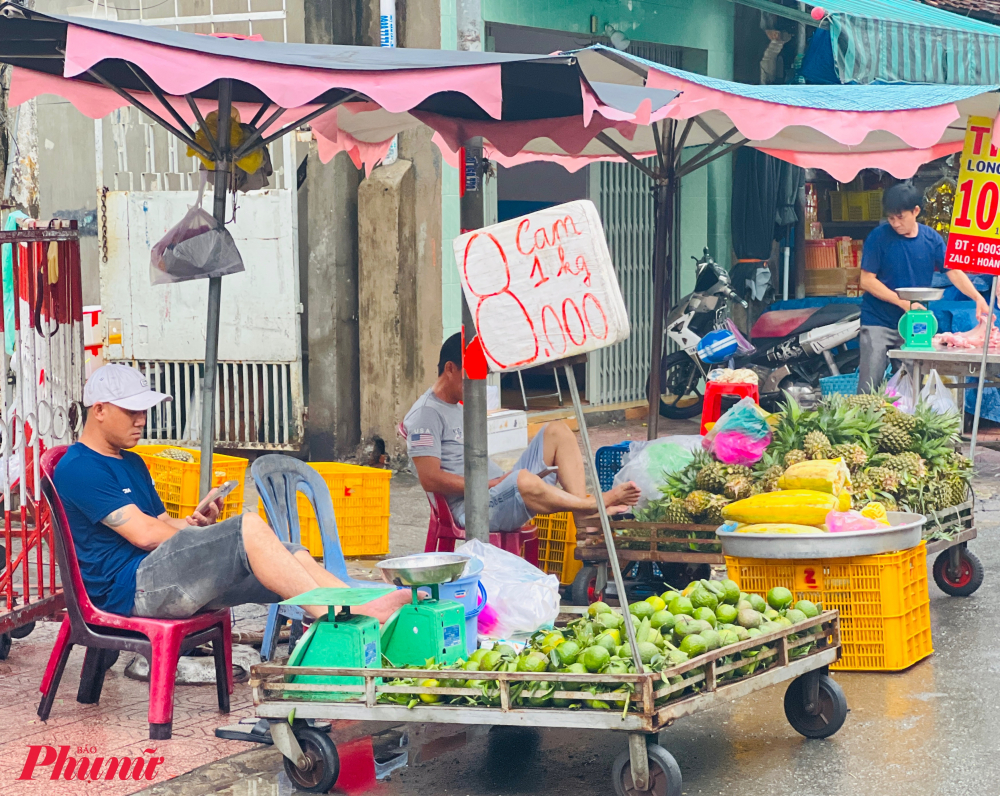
left=920, top=369, right=959, bottom=415
left=150, top=176, right=244, bottom=285
left=825, top=509, right=886, bottom=533
left=702, top=397, right=771, bottom=465
left=885, top=368, right=916, bottom=414
left=456, top=538, right=560, bottom=639
left=612, top=436, right=701, bottom=508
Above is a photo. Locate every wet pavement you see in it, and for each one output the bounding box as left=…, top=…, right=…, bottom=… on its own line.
left=142, top=449, right=1000, bottom=796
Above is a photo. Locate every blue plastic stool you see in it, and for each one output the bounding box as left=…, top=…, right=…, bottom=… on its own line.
left=252, top=454, right=387, bottom=661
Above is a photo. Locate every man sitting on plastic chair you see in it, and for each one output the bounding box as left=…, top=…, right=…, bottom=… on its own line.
left=404, top=334, right=641, bottom=530
left=54, top=364, right=410, bottom=625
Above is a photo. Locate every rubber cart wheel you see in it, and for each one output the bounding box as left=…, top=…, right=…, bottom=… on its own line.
left=611, top=743, right=682, bottom=796
left=784, top=674, right=848, bottom=739
left=0, top=632, right=10, bottom=660
left=282, top=726, right=340, bottom=793
left=648, top=351, right=704, bottom=420
left=11, top=621, right=36, bottom=640
left=933, top=549, right=984, bottom=597
left=571, top=566, right=604, bottom=606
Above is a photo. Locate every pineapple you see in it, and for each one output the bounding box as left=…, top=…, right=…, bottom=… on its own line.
left=878, top=423, right=912, bottom=454
left=695, top=461, right=727, bottom=493
left=884, top=452, right=927, bottom=479
left=784, top=449, right=808, bottom=467
left=724, top=474, right=755, bottom=501
left=803, top=430, right=832, bottom=460
left=155, top=447, right=195, bottom=463
left=758, top=464, right=785, bottom=492
left=867, top=466, right=901, bottom=495
left=705, top=494, right=731, bottom=525
left=664, top=498, right=694, bottom=524
left=884, top=406, right=918, bottom=434
left=683, top=490, right=714, bottom=519
left=946, top=476, right=969, bottom=506
left=832, top=443, right=868, bottom=472
left=842, top=393, right=885, bottom=412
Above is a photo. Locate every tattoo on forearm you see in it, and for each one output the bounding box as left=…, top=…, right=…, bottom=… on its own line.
left=103, top=508, right=128, bottom=527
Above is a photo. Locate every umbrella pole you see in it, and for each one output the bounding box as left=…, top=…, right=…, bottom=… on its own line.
left=460, top=139, right=490, bottom=542
left=646, top=176, right=675, bottom=441
left=199, top=79, right=233, bottom=498
left=969, top=275, right=998, bottom=463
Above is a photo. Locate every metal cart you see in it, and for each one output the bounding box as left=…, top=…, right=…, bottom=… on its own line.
left=251, top=612, right=846, bottom=795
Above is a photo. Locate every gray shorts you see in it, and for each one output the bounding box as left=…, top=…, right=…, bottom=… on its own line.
left=455, top=424, right=558, bottom=533
left=131, top=515, right=307, bottom=619
left=858, top=325, right=902, bottom=394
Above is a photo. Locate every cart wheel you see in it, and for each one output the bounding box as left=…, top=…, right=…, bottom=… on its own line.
left=0, top=633, right=10, bottom=660
left=933, top=549, right=984, bottom=597
left=611, top=743, right=682, bottom=796
left=571, top=566, right=604, bottom=605
left=784, top=674, right=848, bottom=739
left=282, top=727, right=339, bottom=793
left=11, top=622, right=35, bottom=640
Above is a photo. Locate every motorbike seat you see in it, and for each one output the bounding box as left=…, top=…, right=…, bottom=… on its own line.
left=751, top=304, right=860, bottom=343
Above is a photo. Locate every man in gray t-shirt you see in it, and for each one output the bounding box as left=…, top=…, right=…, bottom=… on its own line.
left=403, top=334, right=640, bottom=532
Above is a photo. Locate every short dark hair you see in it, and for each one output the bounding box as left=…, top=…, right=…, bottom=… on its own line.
left=883, top=183, right=923, bottom=216
left=438, top=332, right=463, bottom=376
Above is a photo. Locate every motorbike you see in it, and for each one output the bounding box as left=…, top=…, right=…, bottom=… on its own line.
left=653, top=249, right=861, bottom=417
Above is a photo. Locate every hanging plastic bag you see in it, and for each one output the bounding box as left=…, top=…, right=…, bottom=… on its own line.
left=149, top=175, right=244, bottom=285
left=611, top=436, right=701, bottom=508
left=919, top=369, right=959, bottom=415
left=456, top=539, right=560, bottom=639
left=885, top=367, right=917, bottom=414
left=702, top=396, right=771, bottom=465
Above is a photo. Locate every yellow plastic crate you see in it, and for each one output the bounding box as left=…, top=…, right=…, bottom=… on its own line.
left=134, top=445, right=249, bottom=521
left=534, top=512, right=582, bottom=585
left=725, top=542, right=932, bottom=672
left=259, top=462, right=391, bottom=558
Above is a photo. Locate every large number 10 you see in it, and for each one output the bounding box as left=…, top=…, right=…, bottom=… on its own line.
left=954, top=178, right=1000, bottom=231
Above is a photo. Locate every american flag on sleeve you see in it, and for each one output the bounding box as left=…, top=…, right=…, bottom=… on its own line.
left=409, top=432, right=435, bottom=448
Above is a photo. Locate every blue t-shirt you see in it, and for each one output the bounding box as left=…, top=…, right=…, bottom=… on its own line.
left=53, top=443, right=166, bottom=615
left=860, top=222, right=946, bottom=329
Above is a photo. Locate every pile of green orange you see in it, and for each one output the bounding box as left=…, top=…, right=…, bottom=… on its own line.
left=379, top=581, right=823, bottom=711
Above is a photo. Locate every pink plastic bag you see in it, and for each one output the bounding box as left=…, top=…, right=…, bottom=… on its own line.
left=709, top=430, right=771, bottom=465
left=825, top=509, right=884, bottom=533
left=702, top=396, right=772, bottom=465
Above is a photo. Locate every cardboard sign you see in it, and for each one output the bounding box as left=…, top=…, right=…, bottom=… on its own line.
left=945, top=116, right=1000, bottom=275
left=453, top=200, right=630, bottom=372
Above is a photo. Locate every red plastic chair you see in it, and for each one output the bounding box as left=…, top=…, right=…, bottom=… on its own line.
left=700, top=381, right=761, bottom=435
left=397, top=421, right=538, bottom=564
left=38, top=446, right=233, bottom=740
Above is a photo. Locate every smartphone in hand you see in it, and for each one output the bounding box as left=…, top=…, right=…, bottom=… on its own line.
left=194, top=480, right=238, bottom=517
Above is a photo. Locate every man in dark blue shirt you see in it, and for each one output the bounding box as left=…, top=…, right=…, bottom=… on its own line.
left=858, top=183, right=988, bottom=393
left=54, top=364, right=409, bottom=622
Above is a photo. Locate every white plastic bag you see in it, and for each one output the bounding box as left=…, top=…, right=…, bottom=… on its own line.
left=150, top=175, right=244, bottom=285
left=920, top=368, right=959, bottom=415
left=456, top=538, right=559, bottom=639
left=886, top=368, right=917, bottom=414
left=612, top=436, right=701, bottom=508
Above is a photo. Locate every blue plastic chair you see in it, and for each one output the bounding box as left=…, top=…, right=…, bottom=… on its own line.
left=251, top=454, right=385, bottom=661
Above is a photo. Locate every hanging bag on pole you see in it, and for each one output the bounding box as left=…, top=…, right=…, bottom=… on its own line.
left=149, top=173, right=244, bottom=285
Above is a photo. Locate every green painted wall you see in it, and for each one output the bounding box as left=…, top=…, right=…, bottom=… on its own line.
left=440, top=0, right=735, bottom=337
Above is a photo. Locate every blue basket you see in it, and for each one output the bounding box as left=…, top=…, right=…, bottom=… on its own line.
left=595, top=441, right=631, bottom=492
left=819, top=370, right=859, bottom=397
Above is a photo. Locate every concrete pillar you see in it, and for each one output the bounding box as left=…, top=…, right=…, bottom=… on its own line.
left=302, top=0, right=375, bottom=459
left=358, top=160, right=418, bottom=461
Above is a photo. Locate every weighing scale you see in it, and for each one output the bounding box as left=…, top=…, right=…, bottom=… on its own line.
left=377, top=553, right=469, bottom=667
left=897, top=287, right=944, bottom=352
left=282, top=586, right=396, bottom=700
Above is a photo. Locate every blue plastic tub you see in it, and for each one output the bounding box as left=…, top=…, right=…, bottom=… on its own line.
left=436, top=558, right=487, bottom=655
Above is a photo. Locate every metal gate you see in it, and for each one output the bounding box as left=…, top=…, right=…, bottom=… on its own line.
left=93, top=2, right=304, bottom=450
left=586, top=43, right=681, bottom=406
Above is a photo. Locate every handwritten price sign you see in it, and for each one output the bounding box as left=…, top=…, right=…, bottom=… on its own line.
left=454, top=200, right=630, bottom=372
left=945, top=115, right=1000, bottom=275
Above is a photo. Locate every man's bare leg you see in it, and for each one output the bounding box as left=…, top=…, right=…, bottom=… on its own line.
left=292, top=550, right=412, bottom=623
left=540, top=421, right=587, bottom=497
left=515, top=469, right=638, bottom=518
left=241, top=516, right=327, bottom=618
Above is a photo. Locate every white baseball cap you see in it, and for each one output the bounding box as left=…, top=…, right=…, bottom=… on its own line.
left=84, top=364, right=172, bottom=411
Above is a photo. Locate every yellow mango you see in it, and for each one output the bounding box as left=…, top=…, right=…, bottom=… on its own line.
left=721, top=489, right=850, bottom=525
left=734, top=523, right=827, bottom=534
left=777, top=458, right=851, bottom=496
